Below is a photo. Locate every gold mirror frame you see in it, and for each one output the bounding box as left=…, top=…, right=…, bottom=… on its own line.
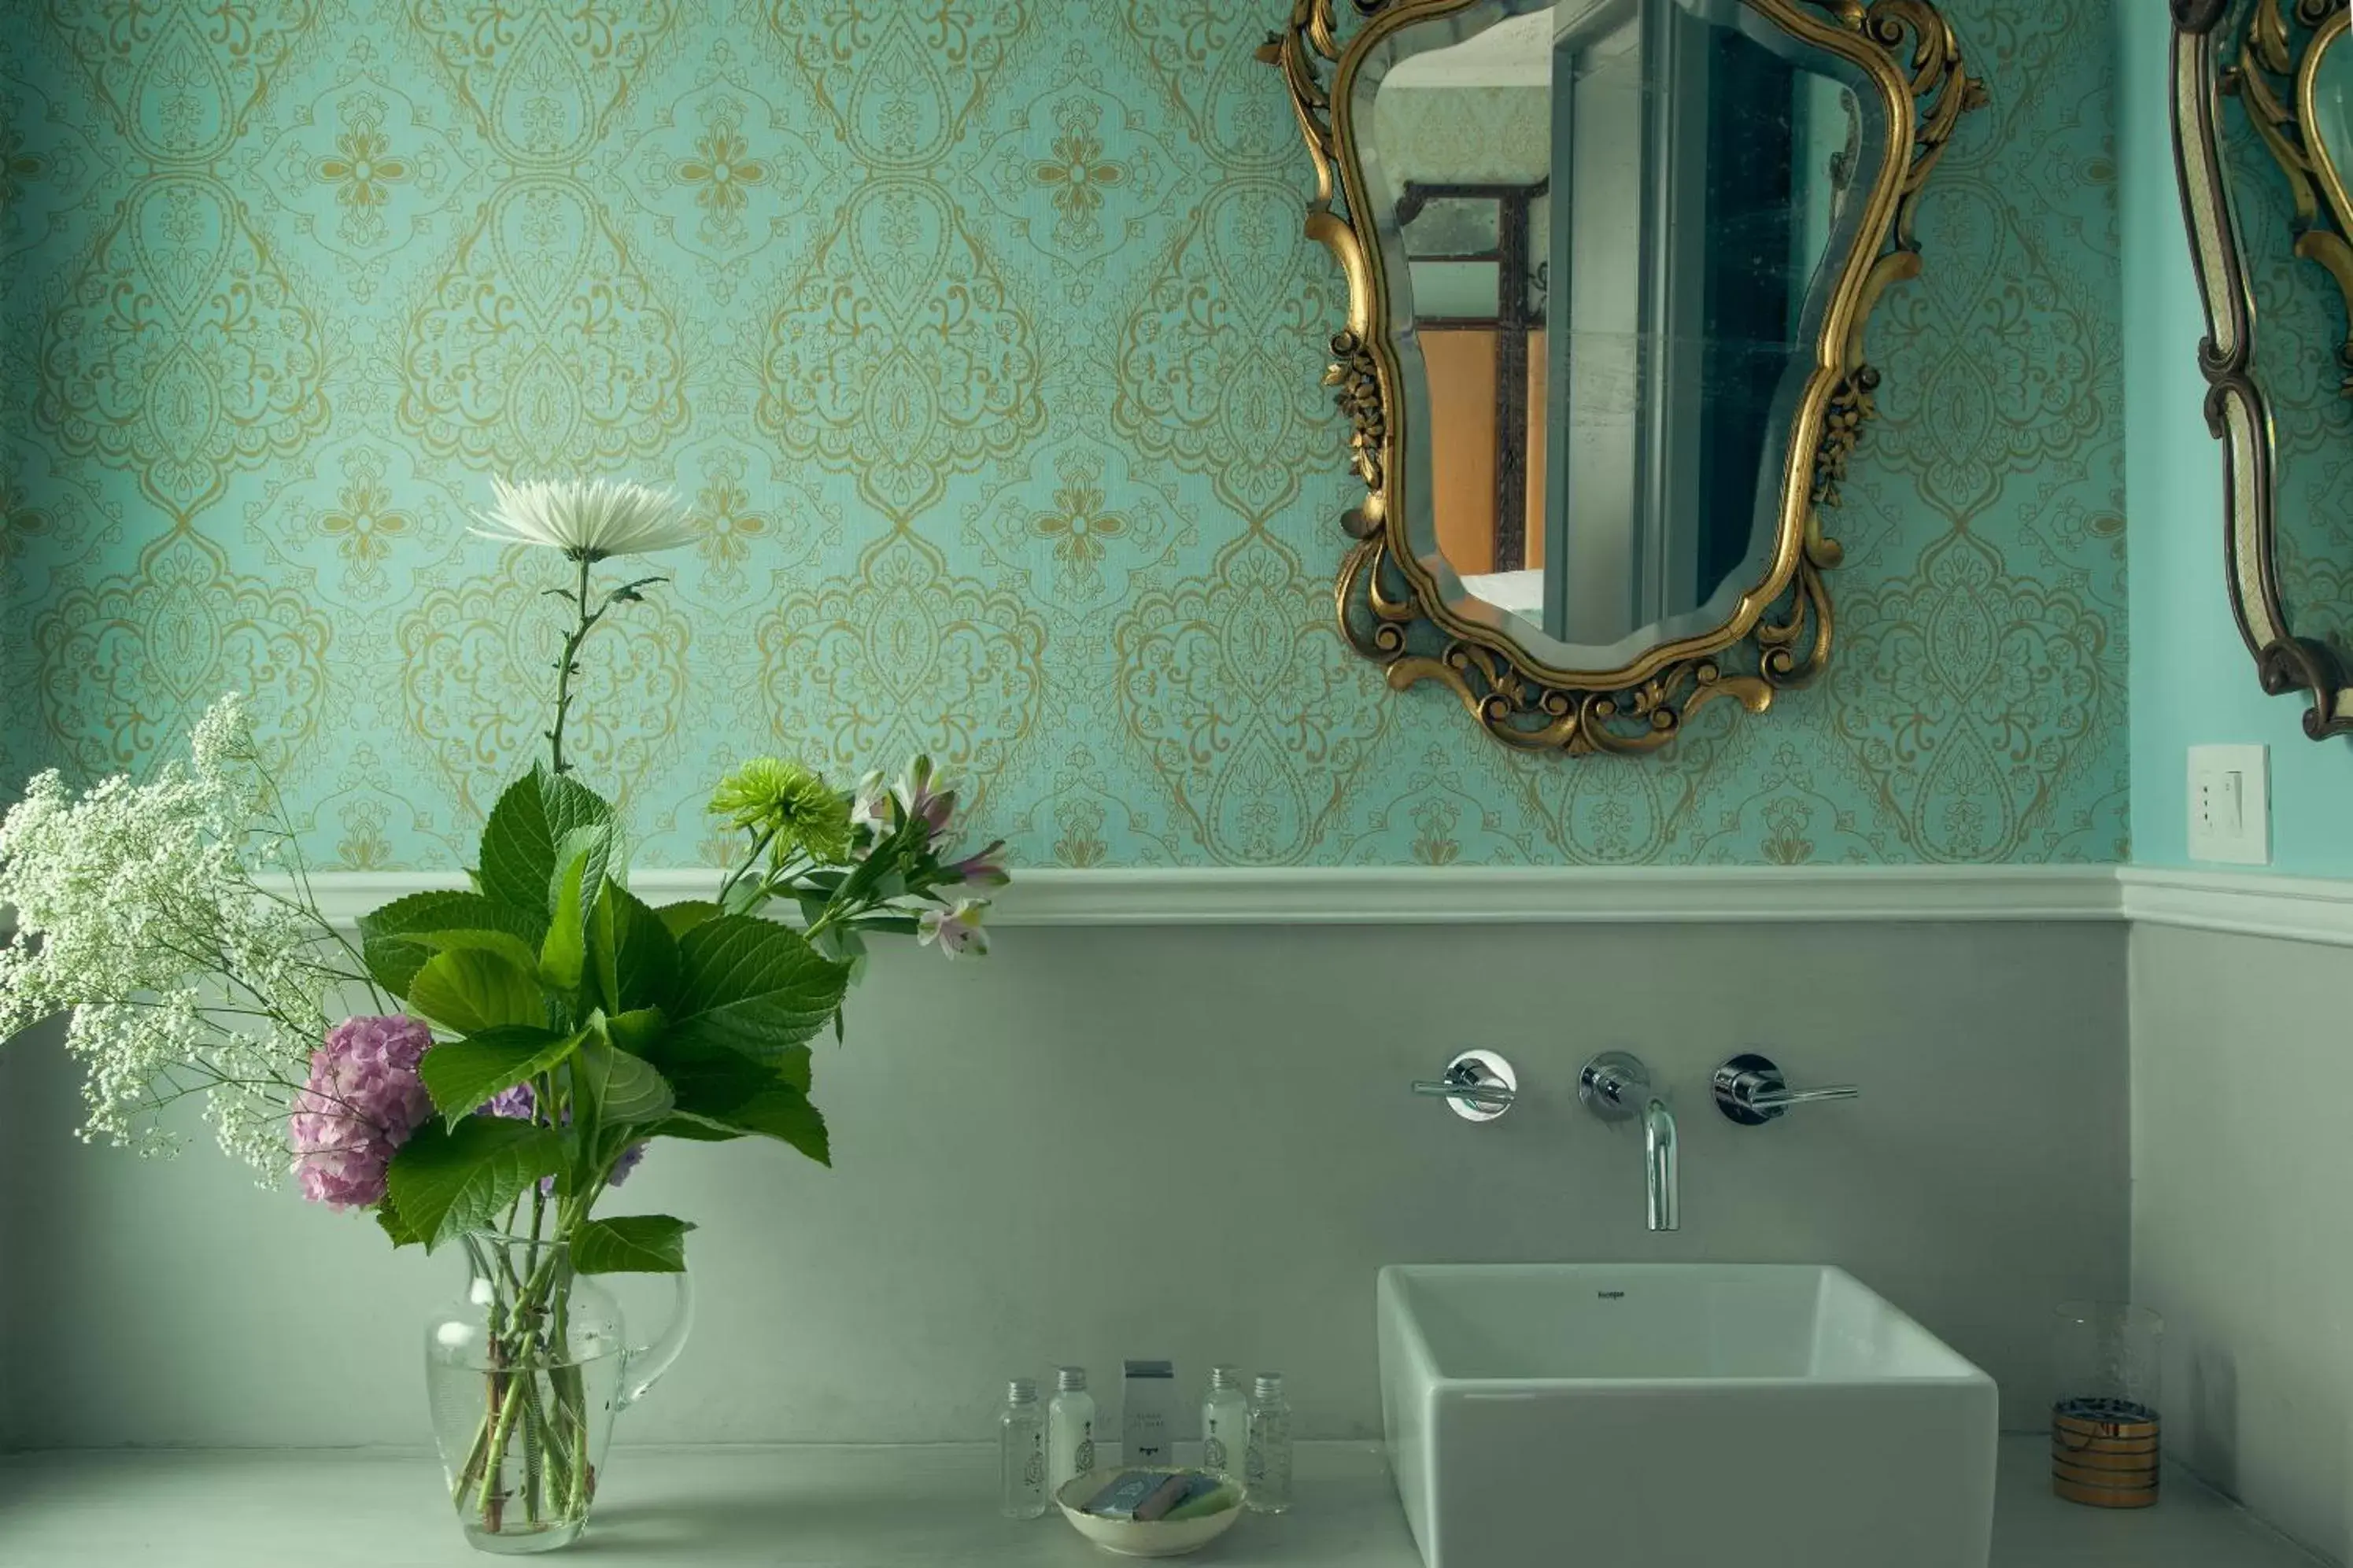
left=2171, top=0, right=2353, bottom=739
left=1261, top=0, right=1984, bottom=754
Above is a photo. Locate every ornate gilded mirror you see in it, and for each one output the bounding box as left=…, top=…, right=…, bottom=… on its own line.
left=1263, top=0, right=1982, bottom=752
left=2174, top=0, right=2353, bottom=737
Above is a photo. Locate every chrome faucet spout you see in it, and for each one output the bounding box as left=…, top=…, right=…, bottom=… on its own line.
left=1578, top=1051, right=1679, bottom=1232
left=1643, top=1095, right=1679, bottom=1232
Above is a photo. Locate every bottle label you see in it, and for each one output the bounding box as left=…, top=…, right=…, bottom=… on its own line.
left=1075, top=1438, right=1097, bottom=1475
left=1245, top=1443, right=1266, bottom=1485
left=1203, top=1435, right=1228, bottom=1472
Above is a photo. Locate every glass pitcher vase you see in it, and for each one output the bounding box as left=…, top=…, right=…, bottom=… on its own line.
left=424, top=1230, right=694, bottom=1555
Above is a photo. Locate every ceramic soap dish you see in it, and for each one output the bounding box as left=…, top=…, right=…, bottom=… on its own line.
left=1055, top=1468, right=1244, bottom=1558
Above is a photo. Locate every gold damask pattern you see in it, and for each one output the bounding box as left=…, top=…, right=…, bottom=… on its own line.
left=400, top=177, right=688, bottom=473
left=2, top=0, right=2126, bottom=866
left=1114, top=178, right=1349, bottom=524
left=1114, top=530, right=1387, bottom=862
left=766, top=0, right=1030, bottom=169
left=37, top=175, right=331, bottom=523
left=44, top=0, right=319, bottom=164
left=397, top=544, right=695, bottom=827
left=262, top=71, right=466, bottom=301
left=33, top=529, right=333, bottom=780
left=409, top=2, right=678, bottom=165
left=748, top=532, right=1047, bottom=823
left=1830, top=529, right=2111, bottom=861
left=758, top=177, right=1044, bottom=522
left=314, top=449, right=413, bottom=585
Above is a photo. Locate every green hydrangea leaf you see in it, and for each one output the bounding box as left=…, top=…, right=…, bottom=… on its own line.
left=667, top=917, right=849, bottom=1065
left=409, top=928, right=544, bottom=977
left=590, top=883, right=680, bottom=1016
left=569, top=1031, right=674, bottom=1132
left=720, top=1085, right=829, bottom=1166
left=540, top=824, right=610, bottom=994
left=645, top=1039, right=826, bottom=1164
left=652, top=1037, right=808, bottom=1104
left=357, top=891, right=546, bottom=997
left=407, top=948, right=549, bottom=1036
left=376, top=1204, right=423, bottom=1249
left=385, top=1118, right=563, bottom=1251
left=419, top=1025, right=583, bottom=1127
left=605, top=1005, right=667, bottom=1059
left=572, top=1214, right=696, bottom=1275
left=478, top=766, right=613, bottom=917
left=648, top=1115, right=745, bottom=1143
left=655, top=900, right=722, bottom=940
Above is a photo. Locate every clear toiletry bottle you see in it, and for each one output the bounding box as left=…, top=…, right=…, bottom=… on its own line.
left=1001, top=1378, right=1047, bottom=1519
left=1245, top=1373, right=1293, bottom=1515
left=1202, top=1365, right=1248, bottom=1483
left=1048, top=1366, right=1098, bottom=1499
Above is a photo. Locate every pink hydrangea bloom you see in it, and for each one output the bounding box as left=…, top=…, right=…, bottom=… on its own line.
left=289, top=1014, right=434, bottom=1210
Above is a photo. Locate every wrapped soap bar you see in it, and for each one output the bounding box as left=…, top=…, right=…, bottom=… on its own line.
left=1080, top=1470, right=1165, bottom=1521
left=1131, top=1474, right=1195, bottom=1523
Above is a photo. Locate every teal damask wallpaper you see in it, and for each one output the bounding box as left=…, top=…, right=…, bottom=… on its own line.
left=0, top=0, right=2123, bottom=869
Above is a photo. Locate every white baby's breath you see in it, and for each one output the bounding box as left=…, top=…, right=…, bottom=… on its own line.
left=0, top=695, right=364, bottom=1179
left=470, top=478, right=703, bottom=561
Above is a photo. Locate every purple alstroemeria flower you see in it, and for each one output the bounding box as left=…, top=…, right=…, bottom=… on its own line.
left=918, top=898, right=991, bottom=959
left=850, top=769, right=890, bottom=835
left=944, top=839, right=1010, bottom=890
left=892, top=757, right=957, bottom=843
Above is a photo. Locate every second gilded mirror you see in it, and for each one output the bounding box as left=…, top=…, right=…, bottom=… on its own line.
left=1265, top=0, right=1982, bottom=751
left=2173, top=0, right=2353, bottom=736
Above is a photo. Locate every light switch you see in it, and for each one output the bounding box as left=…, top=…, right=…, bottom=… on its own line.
left=2187, top=744, right=2270, bottom=865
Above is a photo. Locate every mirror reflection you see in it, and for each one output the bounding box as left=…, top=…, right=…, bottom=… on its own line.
left=1361, top=0, right=1877, bottom=655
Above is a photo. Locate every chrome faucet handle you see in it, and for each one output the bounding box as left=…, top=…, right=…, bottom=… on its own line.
left=1412, top=1050, right=1517, bottom=1123
left=1712, top=1052, right=1860, bottom=1127
left=1576, top=1050, right=1653, bottom=1120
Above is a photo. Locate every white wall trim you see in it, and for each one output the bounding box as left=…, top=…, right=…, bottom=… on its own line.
left=294, top=865, right=2115, bottom=929
left=2118, top=867, right=2353, bottom=949
left=973, top=866, right=2123, bottom=924
left=286, top=865, right=2353, bottom=943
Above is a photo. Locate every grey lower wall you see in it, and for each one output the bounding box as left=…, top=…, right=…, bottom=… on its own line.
left=0, top=921, right=2128, bottom=1450
left=2132, top=924, right=2353, bottom=1566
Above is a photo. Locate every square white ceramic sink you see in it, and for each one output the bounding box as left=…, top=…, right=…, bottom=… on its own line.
left=1378, top=1264, right=1997, bottom=1568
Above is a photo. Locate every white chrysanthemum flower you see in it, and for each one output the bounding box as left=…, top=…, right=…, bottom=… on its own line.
left=470, top=478, right=703, bottom=561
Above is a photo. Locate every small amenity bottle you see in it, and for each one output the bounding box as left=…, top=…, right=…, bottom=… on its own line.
left=1245, top=1373, right=1293, bottom=1515
left=1001, top=1378, right=1047, bottom=1518
left=1048, top=1366, right=1098, bottom=1499
left=1202, top=1365, right=1249, bottom=1482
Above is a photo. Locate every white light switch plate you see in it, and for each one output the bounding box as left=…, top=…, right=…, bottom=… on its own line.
left=2188, top=744, right=2270, bottom=865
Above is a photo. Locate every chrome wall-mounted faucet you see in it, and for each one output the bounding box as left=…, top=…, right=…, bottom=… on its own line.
left=1579, top=1052, right=1678, bottom=1231
left=1410, top=1050, right=1518, bottom=1122
left=1711, top=1053, right=1860, bottom=1127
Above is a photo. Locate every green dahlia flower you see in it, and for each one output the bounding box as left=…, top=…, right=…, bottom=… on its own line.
left=708, top=758, right=854, bottom=861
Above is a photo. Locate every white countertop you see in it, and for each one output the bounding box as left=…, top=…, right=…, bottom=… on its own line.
left=0, top=1437, right=2325, bottom=1566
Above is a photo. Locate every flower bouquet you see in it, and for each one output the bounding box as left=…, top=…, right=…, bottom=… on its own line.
left=0, top=481, right=1007, bottom=1552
